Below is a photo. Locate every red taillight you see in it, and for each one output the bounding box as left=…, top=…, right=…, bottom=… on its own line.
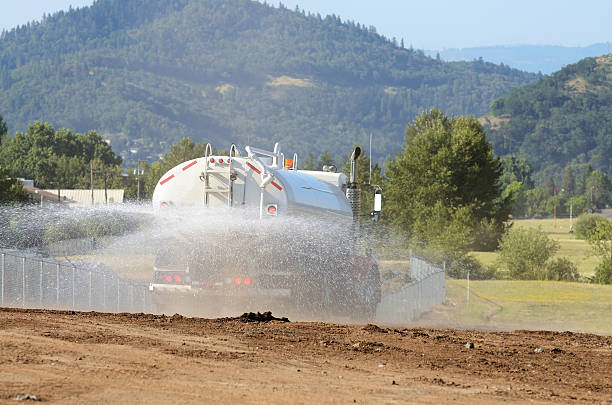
left=267, top=204, right=277, bottom=215
left=209, top=158, right=214, bottom=163
left=165, top=275, right=172, bottom=282
left=218, top=158, right=224, bottom=163
left=227, top=159, right=231, bottom=163
left=234, top=277, right=241, bottom=285
left=160, top=202, right=169, bottom=208
left=174, top=275, right=182, bottom=282
left=244, top=278, right=251, bottom=285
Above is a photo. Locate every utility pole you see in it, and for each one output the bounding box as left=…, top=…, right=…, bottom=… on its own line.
left=368, top=133, right=372, bottom=185
left=135, top=160, right=145, bottom=201
left=553, top=187, right=557, bottom=229
left=90, top=160, right=95, bottom=205
left=103, top=164, right=108, bottom=204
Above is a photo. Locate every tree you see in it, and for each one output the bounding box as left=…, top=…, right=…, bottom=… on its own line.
left=543, top=175, right=555, bottom=198
left=385, top=109, right=510, bottom=252
left=585, top=169, right=611, bottom=208
left=0, top=122, right=122, bottom=190
left=500, top=155, right=534, bottom=189
left=496, top=227, right=559, bottom=279
left=0, top=165, right=28, bottom=203
left=0, top=114, right=7, bottom=145
left=316, top=150, right=335, bottom=170
left=585, top=219, right=612, bottom=284
left=561, top=166, right=576, bottom=197
left=301, top=151, right=315, bottom=170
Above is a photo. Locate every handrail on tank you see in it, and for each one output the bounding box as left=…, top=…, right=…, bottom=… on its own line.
left=229, top=144, right=239, bottom=158
left=204, top=143, right=213, bottom=160
left=245, top=142, right=281, bottom=167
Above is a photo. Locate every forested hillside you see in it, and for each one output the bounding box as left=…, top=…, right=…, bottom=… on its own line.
left=483, top=55, right=612, bottom=182
left=0, top=0, right=536, bottom=165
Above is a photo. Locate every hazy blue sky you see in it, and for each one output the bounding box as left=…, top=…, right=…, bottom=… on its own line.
left=2, top=0, right=611, bottom=49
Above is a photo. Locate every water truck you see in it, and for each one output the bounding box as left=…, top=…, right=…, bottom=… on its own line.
left=149, top=142, right=381, bottom=319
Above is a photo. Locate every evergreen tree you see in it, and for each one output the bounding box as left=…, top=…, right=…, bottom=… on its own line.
left=0, top=165, right=28, bottom=203
left=0, top=114, right=7, bottom=145
left=316, top=150, right=335, bottom=170
left=544, top=176, right=556, bottom=197
left=561, top=166, right=576, bottom=197
left=385, top=109, right=510, bottom=252
left=301, top=151, right=315, bottom=170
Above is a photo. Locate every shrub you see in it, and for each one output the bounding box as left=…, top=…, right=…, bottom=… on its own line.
left=593, top=259, right=612, bottom=284
left=543, top=257, right=580, bottom=281
left=586, top=219, right=612, bottom=284
left=574, top=213, right=607, bottom=239
left=496, top=227, right=559, bottom=279
left=446, top=254, right=498, bottom=280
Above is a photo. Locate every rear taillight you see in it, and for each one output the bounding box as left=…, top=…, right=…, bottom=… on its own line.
left=156, top=271, right=188, bottom=284
left=232, top=277, right=254, bottom=286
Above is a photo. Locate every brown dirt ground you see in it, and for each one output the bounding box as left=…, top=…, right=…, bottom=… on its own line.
left=0, top=308, right=610, bottom=404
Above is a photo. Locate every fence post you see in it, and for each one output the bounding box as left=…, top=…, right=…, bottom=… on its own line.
left=56, top=263, right=60, bottom=306
left=39, top=261, right=44, bottom=306
left=1, top=253, right=4, bottom=307
left=22, top=257, right=26, bottom=308
left=72, top=267, right=76, bottom=310
left=88, top=270, right=92, bottom=310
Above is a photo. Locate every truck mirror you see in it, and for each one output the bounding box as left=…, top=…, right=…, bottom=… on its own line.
left=373, top=187, right=382, bottom=212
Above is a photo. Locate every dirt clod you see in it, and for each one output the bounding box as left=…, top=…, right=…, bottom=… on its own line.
left=238, top=311, right=289, bottom=323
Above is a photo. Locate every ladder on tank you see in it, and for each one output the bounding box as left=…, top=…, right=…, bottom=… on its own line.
left=202, top=144, right=239, bottom=207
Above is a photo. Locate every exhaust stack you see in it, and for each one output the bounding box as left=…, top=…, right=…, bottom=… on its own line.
left=346, top=147, right=361, bottom=237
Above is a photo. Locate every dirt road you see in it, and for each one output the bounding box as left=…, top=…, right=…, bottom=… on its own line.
left=0, top=308, right=610, bottom=404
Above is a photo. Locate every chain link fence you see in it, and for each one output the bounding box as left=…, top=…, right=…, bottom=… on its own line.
left=375, top=252, right=446, bottom=323
left=0, top=249, right=153, bottom=313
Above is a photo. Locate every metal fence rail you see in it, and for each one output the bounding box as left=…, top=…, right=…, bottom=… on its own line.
left=0, top=249, right=153, bottom=313
left=375, top=252, right=446, bottom=323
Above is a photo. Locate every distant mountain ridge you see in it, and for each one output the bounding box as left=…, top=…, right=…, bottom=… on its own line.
left=0, top=0, right=537, bottom=165
left=482, top=54, right=612, bottom=181
left=426, top=43, right=612, bottom=74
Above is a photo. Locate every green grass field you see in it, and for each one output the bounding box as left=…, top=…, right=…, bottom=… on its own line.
left=431, top=278, right=612, bottom=334
left=473, top=217, right=599, bottom=277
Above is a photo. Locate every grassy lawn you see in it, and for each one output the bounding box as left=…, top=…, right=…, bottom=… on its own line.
left=472, top=217, right=599, bottom=277
left=438, top=278, right=612, bottom=334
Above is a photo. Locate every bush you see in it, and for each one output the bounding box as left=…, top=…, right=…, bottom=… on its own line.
left=446, top=254, right=498, bottom=280
left=574, top=213, right=607, bottom=239
left=593, top=259, right=612, bottom=284
left=543, top=257, right=580, bottom=281
left=496, top=227, right=559, bottom=279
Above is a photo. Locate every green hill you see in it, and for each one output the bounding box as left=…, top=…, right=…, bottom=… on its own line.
left=483, top=55, right=612, bottom=181
left=0, top=0, right=536, bottom=165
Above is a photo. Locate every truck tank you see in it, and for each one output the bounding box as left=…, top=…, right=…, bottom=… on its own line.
left=149, top=143, right=381, bottom=319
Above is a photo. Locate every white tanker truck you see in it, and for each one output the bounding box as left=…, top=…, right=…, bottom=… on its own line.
left=149, top=142, right=381, bottom=319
